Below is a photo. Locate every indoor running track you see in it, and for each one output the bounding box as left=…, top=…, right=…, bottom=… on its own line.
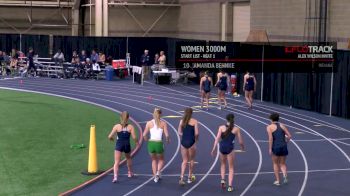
left=1, top=78, right=350, bottom=196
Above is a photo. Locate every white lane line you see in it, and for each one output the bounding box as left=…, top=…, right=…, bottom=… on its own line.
left=10, top=78, right=350, bottom=134
left=20, top=79, right=318, bottom=137
left=181, top=84, right=350, bottom=133
left=256, top=138, right=350, bottom=143
left=5, top=81, right=262, bottom=196
left=333, top=140, right=350, bottom=147
left=42, top=78, right=317, bottom=137
left=112, top=167, right=350, bottom=176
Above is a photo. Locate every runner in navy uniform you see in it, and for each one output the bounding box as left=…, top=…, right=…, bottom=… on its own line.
left=108, top=111, right=139, bottom=183
left=243, top=71, right=257, bottom=109
left=215, top=70, right=229, bottom=110
left=266, top=113, right=292, bottom=186
left=178, top=108, right=199, bottom=185
left=211, top=114, right=244, bottom=192
left=200, top=71, right=213, bottom=110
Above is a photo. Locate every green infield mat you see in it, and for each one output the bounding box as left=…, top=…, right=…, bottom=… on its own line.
left=0, top=89, right=138, bottom=196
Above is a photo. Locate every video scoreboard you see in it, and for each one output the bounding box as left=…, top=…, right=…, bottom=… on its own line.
left=175, top=41, right=336, bottom=73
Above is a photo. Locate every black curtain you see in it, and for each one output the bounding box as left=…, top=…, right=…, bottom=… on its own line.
left=262, top=73, right=293, bottom=106
left=332, top=50, right=350, bottom=118
left=21, top=34, right=49, bottom=57
left=0, top=34, right=20, bottom=53
left=53, top=36, right=126, bottom=62
left=127, top=37, right=168, bottom=66
left=348, top=75, right=350, bottom=118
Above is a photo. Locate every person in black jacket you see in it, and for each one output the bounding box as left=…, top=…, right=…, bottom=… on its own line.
left=27, top=47, right=36, bottom=76
left=140, top=49, right=150, bottom=80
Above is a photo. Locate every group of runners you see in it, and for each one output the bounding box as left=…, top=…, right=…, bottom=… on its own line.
left=200, top=70, right=257, bottom=110
left=108, top=108, right=292, bottom=192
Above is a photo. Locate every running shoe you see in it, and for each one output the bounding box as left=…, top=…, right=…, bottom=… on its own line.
left=112, top=176, right=118, bottom=183
left=157, top=171, right=162, bottom=179
left=154, top=175, right=160, bottom=183
left=283, top=175, right=288, bottom=184
left=179, top=178, right=186, bottom=186
left=227, top=186, right=233, bottom=192
left=221, top=179, right=226, bottom=189
left=273, top=181, right=280, bottom=186
left=187, top=175, right=196, bottom=184
left=128, top=171, right=134, bottom=178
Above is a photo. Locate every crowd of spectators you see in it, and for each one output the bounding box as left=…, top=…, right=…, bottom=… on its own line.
left=1, top=47, right=173, bottom=81
left=0, top=47, right=109, bottom=79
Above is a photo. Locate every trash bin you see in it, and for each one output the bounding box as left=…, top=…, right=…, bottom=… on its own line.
left=105, top=68, right=114, bottom=81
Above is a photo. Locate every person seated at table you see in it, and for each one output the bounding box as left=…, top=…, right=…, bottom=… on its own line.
left=80, top=50, right=87, bottom=63
left=53, top=49, right=65, bottom=67
left=98, top=52, right=106, bottom=66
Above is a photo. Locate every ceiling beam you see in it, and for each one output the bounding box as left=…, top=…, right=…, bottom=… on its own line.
left=0, top=0, right=73, bottom=7
left=82, top=2, right=181, bottom=7
left=73, top=0, right=81, bottom=9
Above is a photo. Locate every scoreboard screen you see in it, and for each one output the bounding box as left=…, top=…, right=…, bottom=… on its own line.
left=175, top=41, right=336, bottom=73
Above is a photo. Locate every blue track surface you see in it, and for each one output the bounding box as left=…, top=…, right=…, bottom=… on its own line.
left=1, top=78, right=350, bottom=196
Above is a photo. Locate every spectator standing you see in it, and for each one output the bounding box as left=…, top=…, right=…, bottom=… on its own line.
left=27, top=47, right=36, bottom=76
left=140, top=49, right=151, bottom=80
left=159, top=51, right=166, bottom=66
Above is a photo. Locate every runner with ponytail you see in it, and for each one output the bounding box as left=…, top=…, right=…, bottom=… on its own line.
left=211, top=113, right=245, bottom=192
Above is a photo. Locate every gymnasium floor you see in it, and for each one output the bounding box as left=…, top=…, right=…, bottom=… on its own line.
left=1, top=78, right=350, bottom=196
